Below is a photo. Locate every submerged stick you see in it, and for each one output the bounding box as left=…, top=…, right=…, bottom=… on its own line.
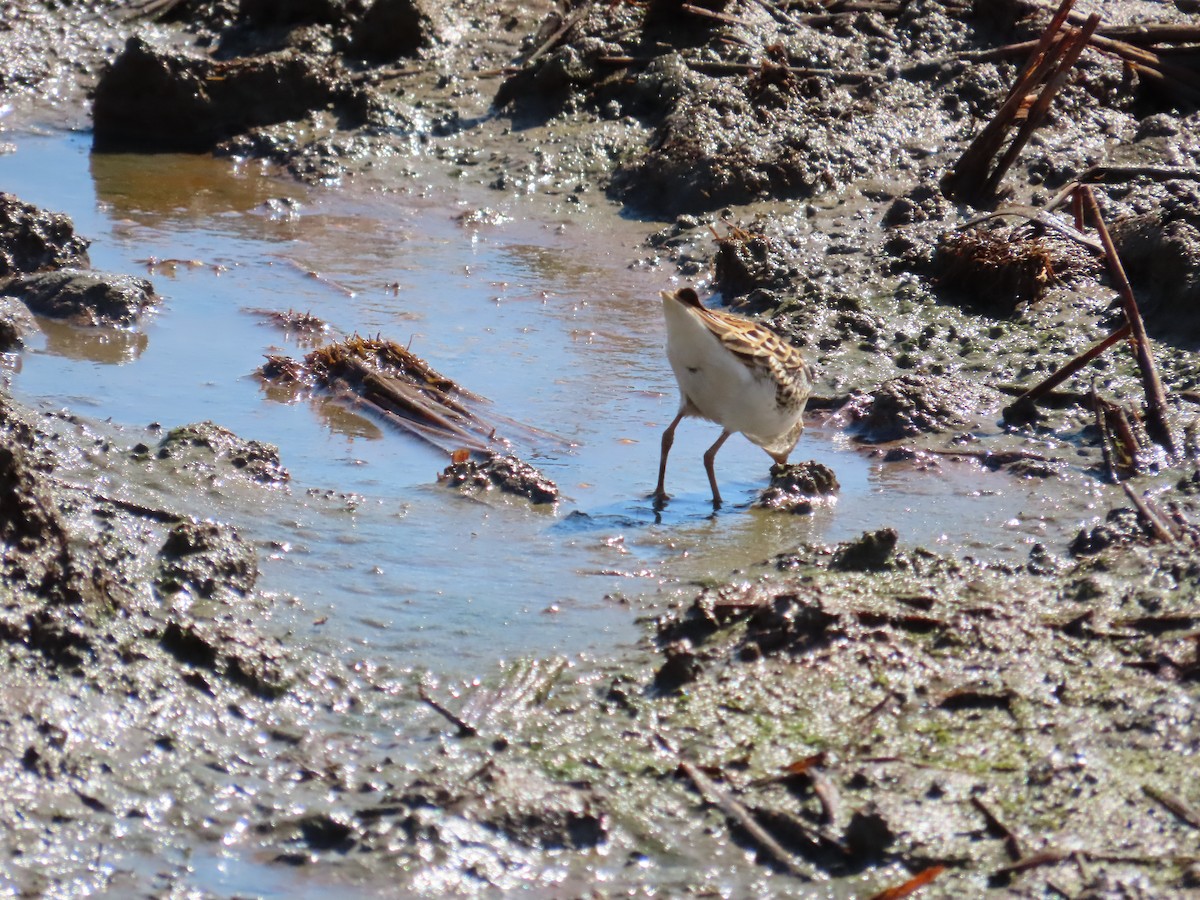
left=1079, top=187, right=1178, bottom=456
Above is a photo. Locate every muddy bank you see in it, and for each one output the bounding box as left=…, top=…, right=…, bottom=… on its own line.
left=0, top=391, right=390, bottom=893
left=2, top=0, right=1200, bottom=895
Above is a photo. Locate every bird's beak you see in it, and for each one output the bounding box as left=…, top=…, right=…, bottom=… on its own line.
left=659, top=290, right=675, bottom=301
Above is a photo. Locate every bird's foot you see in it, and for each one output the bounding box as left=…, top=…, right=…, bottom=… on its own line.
left=650, top=489, right=670, bottom=510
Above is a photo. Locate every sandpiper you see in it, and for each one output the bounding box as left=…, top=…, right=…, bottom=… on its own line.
left=654, top=286, right=813, bottom=506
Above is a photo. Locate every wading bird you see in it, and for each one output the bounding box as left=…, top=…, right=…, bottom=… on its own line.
left=654, top=286, right=813, bottom=506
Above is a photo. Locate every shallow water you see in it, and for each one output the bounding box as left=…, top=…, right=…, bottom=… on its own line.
left=0, top=132, right=1095, bottom=675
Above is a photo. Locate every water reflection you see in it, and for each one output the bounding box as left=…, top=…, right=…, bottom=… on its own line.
left=90, top=150, right=299, bottom=223
left=37, top=317, right=148, bottom=364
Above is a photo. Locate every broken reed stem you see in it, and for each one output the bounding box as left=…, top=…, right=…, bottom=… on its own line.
left=1069, top=19, right=1200, bottom=45
left=941, top=0, right=1078, bottom=201
left=981, top=14, right=1101, bottom=199
left=1090, top=381, right=1118, bottom=483
left=1071, top=189, right=1085, bottom=230
left=1008, top=322, right=1131, bottom=412
left=1079, top=186, right=1178, bottom=457
left=1006, top=0, right=1080, bottom=95
left=1122, top=483, right=1176, bottom=543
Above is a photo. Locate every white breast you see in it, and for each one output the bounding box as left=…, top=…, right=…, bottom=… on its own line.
left=663, top=298, right=793, bottom=442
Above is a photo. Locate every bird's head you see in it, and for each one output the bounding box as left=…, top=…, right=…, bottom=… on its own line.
left=661, top=287, right=702, bottom=308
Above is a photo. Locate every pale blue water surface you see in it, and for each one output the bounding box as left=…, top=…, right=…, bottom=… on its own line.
left=0, top=132, right=1073, bottom=676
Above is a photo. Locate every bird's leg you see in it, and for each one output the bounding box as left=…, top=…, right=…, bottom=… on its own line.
left=654, top=410, right=685, bottom=504
left=703, top=429, right=732, bottom=507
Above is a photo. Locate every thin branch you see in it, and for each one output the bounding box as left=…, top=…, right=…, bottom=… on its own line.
left=1080, top=186, right=1178, bottom=456
left=1005, top=322, right=1132, bottom=417
left=417, top=682, right=478, bottom=737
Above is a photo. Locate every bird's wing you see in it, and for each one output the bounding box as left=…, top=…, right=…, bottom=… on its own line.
left=699, top=308, right=813, bottom=382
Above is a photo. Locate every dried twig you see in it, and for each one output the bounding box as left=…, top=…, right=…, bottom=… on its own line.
left=524, top=3, right=591, bottom=67
left=417, top=682, right=478, bottom=736
left=595, top=55, right=874, bottom=83
left=1122, top=483, right=1177, bottom=544
left=959, top=206, right=1102, bottom=251
left=1004, top=322, right=1131, bottom=418
left=746, top=0, right=805, bottom=31
left=1143, top=784, right=1200, bottom=829
left=348, top=67, right=422, bottom=85
left=971, top=796, right=1024, bottom=860
left=1000, top=848, right=1200, bottom=874
left=995, top=847, right=1072, bottom=875
left=1080, top=186, right=1178, bottom=456
left=681, top=3, right=757, bottom=27
left=659, top=735, right=808, bottom=878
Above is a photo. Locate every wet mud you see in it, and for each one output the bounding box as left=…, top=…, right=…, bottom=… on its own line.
left=3, top=0, right=1200, bottom=895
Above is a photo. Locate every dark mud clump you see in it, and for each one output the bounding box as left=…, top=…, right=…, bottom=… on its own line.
left=1069, top=507, right=1146, bottom=556
left=0, top=401, right=81, bottom=606
left=834, top=374, right=1003, bottom=443
left=93, top=36, right=368, bottom=153
left=0, top=193, right=91, bottom=275
left=148, top=421, right=290, bottom=485
left=91, top=0, right=449, bottom=158
left=2, top=269, right=156, bottom=326
left=351, top=0, right=445, bottom=62
left=755, top=460, right=839, bottom=513
left=712, top=221, right=804, bottom=300
left=830, top=527, right=899, bottom=571
left=1110, top=182, right=1200, bottom=342
left=371, top=762, right=607, bottom=852
left=0, top=297, right=38, bottom=350
left=0, top=196, right=154, bottom=327
left=439, top=453, right=559, bottom=505
left=157, top=520, right=258, bottom=599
